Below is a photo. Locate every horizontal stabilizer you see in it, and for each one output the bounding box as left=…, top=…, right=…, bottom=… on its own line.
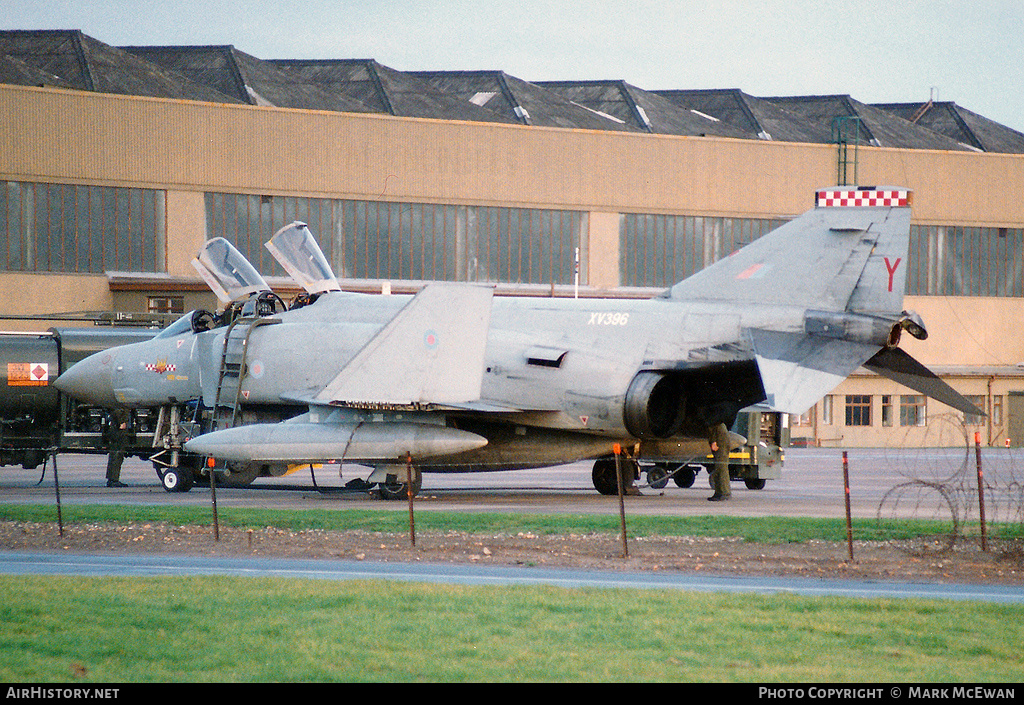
left=863, top=347, right=985, bottom=417
left=751, top=329, right=880, bottom=414
left=184, top=421, right=488, bottom=463
left=315, top=283, right=494, bottom=407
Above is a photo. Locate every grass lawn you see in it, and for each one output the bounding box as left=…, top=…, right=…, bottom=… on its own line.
left=2, top=575, right=1023, bottom=682
left=2, top=504, right=1022, bottom=682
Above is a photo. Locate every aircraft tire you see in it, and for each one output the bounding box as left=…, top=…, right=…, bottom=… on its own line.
left=592, top=457, right=618, bottom=495
left=217, top=463, right=262, bottom=487
left=646, top=464, right=671, bottom=489
left=672, top=465, right=697, bottom=489
left=378, top=473, right=422, bottom=500
left=161, top=466, right=194, bottom=493
left=592, top=457, right=637, bottom=495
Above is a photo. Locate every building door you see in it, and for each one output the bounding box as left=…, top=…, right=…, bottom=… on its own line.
left=1007, top=392, right=1024, bottom=447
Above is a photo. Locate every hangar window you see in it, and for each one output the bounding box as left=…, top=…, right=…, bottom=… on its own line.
left=619, top=216, right=1024, bottom=297
left=820, top=396, right=834, bottom=425
left=147, top=296, right=184, bottom=314
left=844, top=395, right=872, bottom=426
left=899, top=395, right=927, bottom=427
left=881, top=395, right=894, bottom=427
left=620, top=213, right=788, bottom=288
left=790, top=410, right=812, bottom=427
left=205, top=193, right=587, bottom=287
left=963, top=395, right=986, bottom=426
left=0, top=181, right=166, bottom=273
left=907, top=224, right=1024, bottom=297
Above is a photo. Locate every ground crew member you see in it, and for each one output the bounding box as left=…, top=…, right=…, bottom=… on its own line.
left=708, top=421, right=731, bottom=501
left=103, top=408, right=131, bottom=488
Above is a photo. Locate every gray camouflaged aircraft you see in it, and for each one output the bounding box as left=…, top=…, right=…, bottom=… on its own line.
left=55, top=185, right=981, bottom=498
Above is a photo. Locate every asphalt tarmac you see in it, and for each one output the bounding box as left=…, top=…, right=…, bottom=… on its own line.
left=3, top=446, right=1022, bottom=524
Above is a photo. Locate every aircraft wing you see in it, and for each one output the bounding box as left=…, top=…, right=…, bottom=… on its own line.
left=314, top=283, right=495, bottom=407
left=188, top=283, right=498, bottom=465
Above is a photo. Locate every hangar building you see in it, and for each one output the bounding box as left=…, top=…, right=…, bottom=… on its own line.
left=2, top=29, right=1024, bottom=448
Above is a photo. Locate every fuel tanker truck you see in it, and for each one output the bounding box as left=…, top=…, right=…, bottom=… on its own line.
left=1, top=325, right=159, bottom=471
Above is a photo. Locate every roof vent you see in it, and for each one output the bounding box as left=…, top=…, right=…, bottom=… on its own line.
left=690, top=108, right=719, bottom=122
left=469, top=91, right=496, bottom=106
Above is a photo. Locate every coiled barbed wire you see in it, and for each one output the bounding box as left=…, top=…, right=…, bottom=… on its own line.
left=877, top=413, right=1024, bottom=557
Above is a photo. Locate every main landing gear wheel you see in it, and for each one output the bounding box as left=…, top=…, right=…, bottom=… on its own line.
left=378, top=472, right=422, bottom=500
left=592, top=456, right=639, bottom=496
left=216, top=463, right=262, bottom=488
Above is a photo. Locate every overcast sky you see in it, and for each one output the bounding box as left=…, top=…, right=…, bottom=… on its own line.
left=4, top=0, right=1024, bottom=132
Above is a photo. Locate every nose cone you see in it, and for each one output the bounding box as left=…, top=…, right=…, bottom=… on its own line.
left=54, top=351, right=118, bottom=407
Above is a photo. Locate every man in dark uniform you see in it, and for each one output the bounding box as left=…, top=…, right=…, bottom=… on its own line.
left=103, top=408, right=131, bottom=488
left=708, top=422, right=732, bottom=502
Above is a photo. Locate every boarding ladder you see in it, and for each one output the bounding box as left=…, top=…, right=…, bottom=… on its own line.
left=211, top=315, right=280, bottom=431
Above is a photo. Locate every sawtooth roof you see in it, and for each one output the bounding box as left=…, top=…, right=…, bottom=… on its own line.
left=535, top=80, right=750, bottom=138
left=0, top=29, right=241, bottom=103
left=872, top=101, right=1024, bottom=154
left=121, top=45, right=373, bottom=112
left=0, top=52, right=73, bottom=89
left=2, top=29, right=1021, bottom=153
left=763, top=94, right=970, bottom=151
left=410, top=70, right=640, bottom=131
left=654, top=88, right=833, bottom=143
left=268, top=59, right=516, bottom=123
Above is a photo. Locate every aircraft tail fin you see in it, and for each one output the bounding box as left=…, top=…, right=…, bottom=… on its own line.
left=718, top=187, right=983, bottom=418
left=665, top=187, right=912, bottom=318
left=672, top=186, right=975, bottom=416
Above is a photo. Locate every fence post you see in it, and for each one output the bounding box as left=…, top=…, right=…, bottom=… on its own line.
left=50, top=450, right=64, bottom=539
left=975, top=432, right=988, bottom=552
left=407, top=452, right=416, bottom=547
left=613, top=444, right=628, bottom=558
left=843, top=451, right=853, bottom=561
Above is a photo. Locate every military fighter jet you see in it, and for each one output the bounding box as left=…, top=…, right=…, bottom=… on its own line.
left=55, top=186, right=981, bottom=497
